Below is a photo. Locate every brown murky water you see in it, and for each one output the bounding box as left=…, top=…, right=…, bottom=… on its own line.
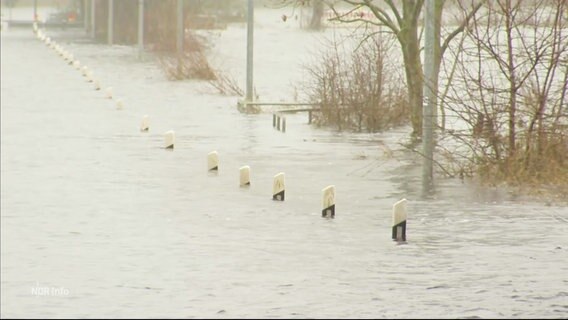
left=1, top=10, right=567, bottom=318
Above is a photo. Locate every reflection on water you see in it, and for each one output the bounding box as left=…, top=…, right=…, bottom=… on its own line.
left=1, top=17, right=567, bottom=319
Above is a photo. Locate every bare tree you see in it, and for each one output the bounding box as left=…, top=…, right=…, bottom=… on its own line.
left=309, top=0, right=325, bottom=29
left=269, top=0, right=325, bottom=29
left=323, top=0, right=484, bottom=141
left=442, top=0, right=568, bottom=186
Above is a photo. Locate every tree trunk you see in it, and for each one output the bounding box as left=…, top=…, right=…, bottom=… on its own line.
left=432, top=0, right=443, bottom=125
left=399, top=19, right=423, bottom=139
left=309, top=0, right=324, bottom=30
left=504, top=0, right=517, bottom=156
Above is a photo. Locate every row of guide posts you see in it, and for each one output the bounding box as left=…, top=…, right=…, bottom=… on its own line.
left=33, top=22, right=408, bottom=244
left=273, top=113, right=286, bottom=133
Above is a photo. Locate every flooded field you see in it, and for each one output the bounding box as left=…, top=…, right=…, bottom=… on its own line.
left=1, top=8, right=567, bottom=319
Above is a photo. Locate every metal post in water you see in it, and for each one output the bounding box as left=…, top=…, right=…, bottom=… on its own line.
left=107, top=0, right=114, bottom=45
left=421, top=0, right=435, bottom=197
left=177, top=0, right=183, bottom=56
left=138, top=0, right=144, bottom=58
left=245, top=0, right=254, bottom=102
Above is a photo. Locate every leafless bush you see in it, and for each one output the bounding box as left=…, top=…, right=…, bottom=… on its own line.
left=439, top=0, right=568, bottom=191
left=159, top=50, right=244, bottom=95
left=158, top=52, right=216, bottom=81
left=156, top=29, right=217, bottom=81
left=207, top=71, right=244, bottom=96
left=303, top=33, right=409, bottom=132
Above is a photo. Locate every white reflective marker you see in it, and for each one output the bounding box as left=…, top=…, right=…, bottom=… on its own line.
left=392, top=198, right=408, bottom=242
left=81, top=66, right=89, bottom=77
left=93, top=79, right=101, bottom=91
left=164, top=130, right=175, bottom=149
left=105, top=87, right=113, bottom=99
left=239, top=166, right=250, bottom=187
left=272, top=172, right=285, bottom=201
left=116, top=99, right=124, bottom=110
left=140, top=115, right=149, bottom=132
left=207, top=151, right=219, bottom=172
left=322, top=185, right=335, bottom=219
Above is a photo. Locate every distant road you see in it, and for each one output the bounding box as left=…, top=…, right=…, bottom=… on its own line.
left=4, top=19, right=84, bottom=29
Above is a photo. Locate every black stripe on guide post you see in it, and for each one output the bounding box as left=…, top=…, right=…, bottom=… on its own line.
left=322, top=185, right=335, bottom=219
left=322, top=204, right=335, bottom=219
left=392, top=220, right=406, bottom=242
left=208, top=151, right=219, bottom=172
left=239, top=166, right=251, bottom=187
left=273, top=190, right=285, bottom=201
left=392, top=198, right=407, bottom=243
left=164, top=130, right=175, bottom=150
left=273, top=172, right=285, bottom=201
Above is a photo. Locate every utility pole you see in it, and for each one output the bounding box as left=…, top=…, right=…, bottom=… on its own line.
left=83, top=0, right=88, bottom=32
left=107, top=0, right=114, bottom=45
left=177, top=0, right=183, bottom=56
left=138, top=0, right=144, bottom=58
left=90, top=0, right=95, bottom=39
left=33, top=0, right=37, bottom=22
left=422, top=0, right=436, bottom=197
left=246, top=0, right=254, bottom=102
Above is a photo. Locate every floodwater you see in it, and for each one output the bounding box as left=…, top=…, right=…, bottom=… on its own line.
left=1, top=8, right=567, bottom=319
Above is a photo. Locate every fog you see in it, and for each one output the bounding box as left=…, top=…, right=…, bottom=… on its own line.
left=1, top=3, right=567, bottom=319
